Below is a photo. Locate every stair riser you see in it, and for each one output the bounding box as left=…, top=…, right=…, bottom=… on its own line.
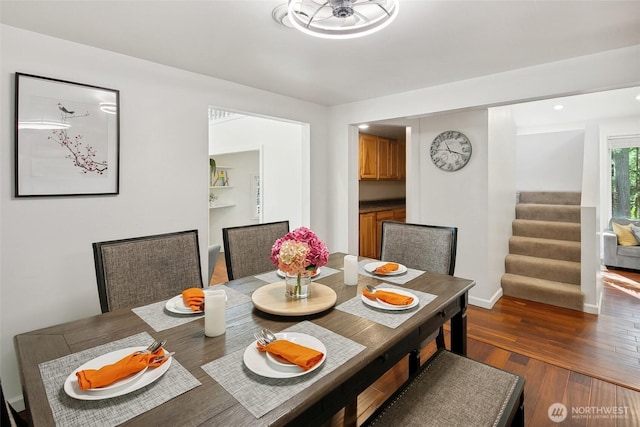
left=512, top=220, right=581, bottom=242
left=518, top=191, right=581, bottom=205
left=509, top=238, right=581, bottom=262
left=516, top=205, right=581, bottom=223
left=505, top=256, right=581, bottom=285
left=501, top=274, right=584, bottom=311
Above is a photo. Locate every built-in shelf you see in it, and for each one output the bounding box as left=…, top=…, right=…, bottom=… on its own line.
left=209, top=203, right=236, bottom=209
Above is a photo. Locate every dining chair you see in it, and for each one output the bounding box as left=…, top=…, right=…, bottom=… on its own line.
left=379, top=220, right=457, bottom=275
left=208, top=244, right=221, bottom=284
left=379, top=221, right=457, bottom=351
left=222, top=221, right=289, bottom=280
left=92, top=229, right=203, bottom=313
left=2, top=380, right=27, bottom=427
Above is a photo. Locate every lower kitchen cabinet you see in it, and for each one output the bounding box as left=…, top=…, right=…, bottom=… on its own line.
left=359, top=208, right=405, bottom=259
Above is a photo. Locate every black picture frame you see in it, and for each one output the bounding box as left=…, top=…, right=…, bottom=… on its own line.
left=15, top=73, right=120, bottom=197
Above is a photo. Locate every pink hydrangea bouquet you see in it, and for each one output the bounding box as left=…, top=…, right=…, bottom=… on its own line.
left=271, top=227, right=329, bottom=278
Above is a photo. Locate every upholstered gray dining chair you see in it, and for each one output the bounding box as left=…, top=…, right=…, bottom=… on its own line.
left=379, top=220, right=458, bottom=349
left=222, top=221, right=289, bottom=280
left=92, top=230, right=203, bottom=313
left=208, top=244, right=221, bottom=284
left=380, top=221, right=457, bottom=275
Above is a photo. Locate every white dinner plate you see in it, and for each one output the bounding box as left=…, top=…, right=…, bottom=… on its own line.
left=364, top=262, right=408, bottom=276
left=243, top=332, right=326, bottom=378
left=361, top=288, right=419, bottom=311
left=165, top=289, right=228, bottom=314
left=64, top=346, right=172, bottom=400
left=276, top=268, right=321, bottom=279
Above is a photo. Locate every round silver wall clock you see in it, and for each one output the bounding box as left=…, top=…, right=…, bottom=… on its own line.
left=430, top=130, right=472, bottom=171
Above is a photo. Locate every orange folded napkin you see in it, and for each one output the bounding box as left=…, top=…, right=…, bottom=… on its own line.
left=76, top=348, right=167, bottom=391
left=363, top=289, right=414, bottom=306
left=374, top=262, right=399, bottom=275
left=257, top=340, right=324, bottom=371
left=182, top=287, right=205, bottom=311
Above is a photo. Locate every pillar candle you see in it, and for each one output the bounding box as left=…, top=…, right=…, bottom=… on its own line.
left=344, top=255, right=358, bottom=285
left=204, top=289, right=226, bottom=337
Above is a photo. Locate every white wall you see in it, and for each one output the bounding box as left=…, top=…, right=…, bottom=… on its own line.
left=516, top=130, right=585, bottom=191
left=0, top=25, right=328, bottom=406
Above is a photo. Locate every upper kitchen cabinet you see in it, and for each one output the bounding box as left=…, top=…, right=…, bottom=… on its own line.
left=359, top=134, right=405, bottom=181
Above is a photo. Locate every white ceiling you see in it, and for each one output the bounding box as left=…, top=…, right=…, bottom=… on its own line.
left=2, top=1, right=639, bottom=134
left=2, top=0, right=640, bottom=108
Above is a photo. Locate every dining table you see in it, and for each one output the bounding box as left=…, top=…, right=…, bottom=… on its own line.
left=14, top=252, right=475, bottom=427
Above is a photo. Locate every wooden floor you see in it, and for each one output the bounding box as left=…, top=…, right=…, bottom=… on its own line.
left=210, top=257, right=640, bottom=426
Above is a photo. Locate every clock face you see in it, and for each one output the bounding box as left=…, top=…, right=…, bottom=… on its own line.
left=430, top=131, right=472, bottom=172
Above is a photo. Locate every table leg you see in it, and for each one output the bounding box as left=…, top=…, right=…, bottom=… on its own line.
left=450, top=293, right=468, bottom=356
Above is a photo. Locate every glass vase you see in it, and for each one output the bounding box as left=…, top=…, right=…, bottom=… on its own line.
left=285, top=274, right=311, bottom=299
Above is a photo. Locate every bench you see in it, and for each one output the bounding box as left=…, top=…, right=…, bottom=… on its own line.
left=364, top=349, right=525, bottom=426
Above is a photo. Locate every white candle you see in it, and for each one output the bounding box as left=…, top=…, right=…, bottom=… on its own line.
left=204, top=289, right=226, bottom=337
left=344, top=255, right=358, bottom=285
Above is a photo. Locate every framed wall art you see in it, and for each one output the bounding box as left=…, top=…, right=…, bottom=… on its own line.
left=15, top=73, right=120, bottom=197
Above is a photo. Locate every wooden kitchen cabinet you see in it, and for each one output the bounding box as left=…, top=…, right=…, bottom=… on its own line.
left=359, top=207, right=406, bottom=258
left=359, top=134, right=378, bottom=179
left=359, top=134, right=404, bottom=180
left=397, top=140, right=406, bottom=180
left=359, top=212, right=377, bottom=258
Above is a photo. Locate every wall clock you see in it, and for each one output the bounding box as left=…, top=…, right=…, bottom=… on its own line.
left=430, top=130, right=472, bottom=172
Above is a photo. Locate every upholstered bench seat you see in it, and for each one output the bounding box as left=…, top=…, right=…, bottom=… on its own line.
left=366, top=350, right=525, bottom=427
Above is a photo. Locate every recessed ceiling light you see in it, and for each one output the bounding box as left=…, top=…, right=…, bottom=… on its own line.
left=635, top=94, right=640, bottom=101
left=359, top=124, right=369, bottom=129
left=553, top=104, right=564, bottom=110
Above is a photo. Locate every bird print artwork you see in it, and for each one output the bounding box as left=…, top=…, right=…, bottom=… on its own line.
left=57, top=103, right=75, bottom=115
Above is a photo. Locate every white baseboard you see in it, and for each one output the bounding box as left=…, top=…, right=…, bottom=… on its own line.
left=583, top=289, right=603, bottom=314
left=469, top=288, right=503, bottom=309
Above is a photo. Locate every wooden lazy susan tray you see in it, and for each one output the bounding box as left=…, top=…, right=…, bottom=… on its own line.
left=251, top=281, right=337, bottom=316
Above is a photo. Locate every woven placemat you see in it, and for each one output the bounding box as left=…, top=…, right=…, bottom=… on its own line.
left=132, top=285, right=251, bottom=331
left=201, top=321, right=365, bottom=419
left=335, top=283, right=437, bottom=329
left=38, top=332, right=201, bottom=427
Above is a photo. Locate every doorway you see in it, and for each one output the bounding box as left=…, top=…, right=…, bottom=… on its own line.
left=207, top=107, right=310, bottom=250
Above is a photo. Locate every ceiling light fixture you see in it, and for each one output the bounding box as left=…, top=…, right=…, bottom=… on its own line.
left=553, top=104, right=564, bottom=110
left=284, top=0, right=399, bottom=39
left=359, top=124, right=370, bottom=129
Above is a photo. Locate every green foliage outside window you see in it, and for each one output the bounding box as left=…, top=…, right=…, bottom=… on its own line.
left=611, top=146, right=640, bottom=219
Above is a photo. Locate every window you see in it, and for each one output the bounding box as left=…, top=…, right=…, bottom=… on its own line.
left=610, top=136, right=640, bottom=219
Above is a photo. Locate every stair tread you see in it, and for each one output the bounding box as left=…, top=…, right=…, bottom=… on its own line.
left=509, top=235, right=581, bottom=247
left=513, top=219, right=581, bottom=227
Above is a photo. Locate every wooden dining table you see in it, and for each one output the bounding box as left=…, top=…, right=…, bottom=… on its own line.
left=14, top=252, right=474, bottom=426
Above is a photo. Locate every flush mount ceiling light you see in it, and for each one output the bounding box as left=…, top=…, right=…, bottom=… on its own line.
left=285, top=0, right=399, bottom=39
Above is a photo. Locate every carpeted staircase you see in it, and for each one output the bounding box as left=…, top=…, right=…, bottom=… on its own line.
left=501, top=191, right=585, bottom=311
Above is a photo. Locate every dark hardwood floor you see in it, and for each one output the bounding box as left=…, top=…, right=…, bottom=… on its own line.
left=211, top=257, right=640, bottom=426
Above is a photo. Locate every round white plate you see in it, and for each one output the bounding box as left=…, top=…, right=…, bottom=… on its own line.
left=64, top=346, right=172, bottom=400
left=276, top=268, right=321, bottom=279
left=165, top=289, right=227, bottom=314
left=364, top=262, right=408, bottom=276
left=243, top=332, right=326, bottom=378
left=361, top=288, right=419, bottom=311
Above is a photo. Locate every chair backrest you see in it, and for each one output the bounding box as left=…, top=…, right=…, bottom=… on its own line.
left=93, top=230, right=203, bottom=313
left=208, top=244, right=221, bottom=284
left=222, top=221, right=290, bottom=280
left=380, top=221, right=457, bottom=275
